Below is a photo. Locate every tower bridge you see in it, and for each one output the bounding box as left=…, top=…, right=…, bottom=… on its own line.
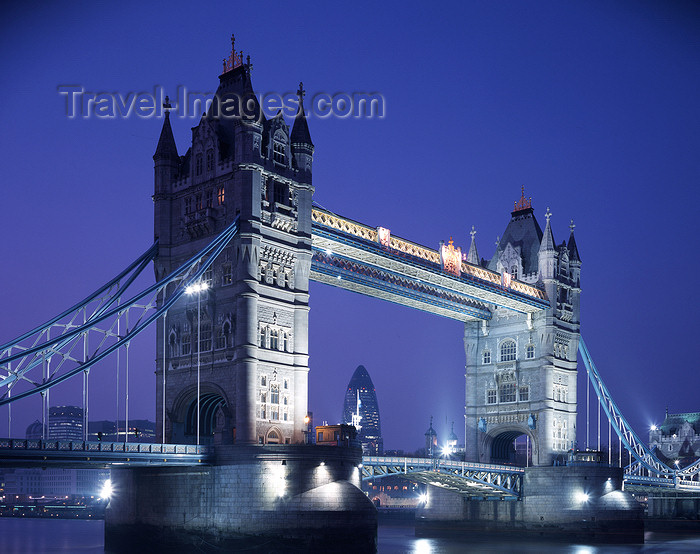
left=1, top=36, right=698, bottom=547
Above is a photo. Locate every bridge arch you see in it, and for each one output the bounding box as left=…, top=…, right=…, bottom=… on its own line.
left=170, top=383, right=233, bottom=445
left=482, top=425, right=537, bottom=466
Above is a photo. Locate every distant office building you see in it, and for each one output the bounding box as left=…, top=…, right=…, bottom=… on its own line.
left=342, top=365, right=383, bottom=455
left=3, top=468, right=109, bottom=497
left=49, top=406, right=83, bottom=440
left=88, top=420, right=156, bottom=443
left=650, top=410, right=700, bottom=466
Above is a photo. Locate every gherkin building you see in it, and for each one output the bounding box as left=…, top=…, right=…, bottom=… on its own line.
left=342, top=365, right=383, bottom=455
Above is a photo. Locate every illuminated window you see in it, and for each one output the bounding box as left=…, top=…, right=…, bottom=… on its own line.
left=271, top=384, right=279, bottom=404
left=499, top=383, right=516, bottom=403
left=487, top=390, right=497, bottom=404
left=217, top=186, right=225, bottom=205
left=270, top=329, right=279, bottom=350
left=195, top=154, right=203, bottom=176
left=500, top=340, right=516, bottom=362
left=510, top=265, right=517, bottom=278
left=206, top=149, right=213, bottom=171
left=222, top=264, right=232, bottom=285
left=526, top=344, right=535, bottom=359
left=273, top=141, right=285, bottom=164
left=483, top=350, right=491, bottom=364
left=519, top=386, right=529, bottom=402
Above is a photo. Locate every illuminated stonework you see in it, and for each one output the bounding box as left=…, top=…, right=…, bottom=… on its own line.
left=440, top=238, right=462, bottom=277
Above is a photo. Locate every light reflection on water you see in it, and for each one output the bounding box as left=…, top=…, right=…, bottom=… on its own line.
left=377, top=525, right=700, bottom=554
left=0, top=519, right=699, bottom=553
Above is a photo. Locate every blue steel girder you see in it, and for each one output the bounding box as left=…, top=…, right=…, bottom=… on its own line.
left=361, top=456, right=523, bottom=498
left=310, top=209, right=549, bottom=320
left=0, top=218, right=240, bottom=406
left=311, top=250, right=491, bottom=321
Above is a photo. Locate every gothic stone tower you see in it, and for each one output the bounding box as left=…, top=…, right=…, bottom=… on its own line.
left=152, top=41, right=314, bottom=445
left=463, top=191, right=581, bottom=466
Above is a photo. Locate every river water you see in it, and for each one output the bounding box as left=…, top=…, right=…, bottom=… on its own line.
left=1, top=519, right=699, bottom=553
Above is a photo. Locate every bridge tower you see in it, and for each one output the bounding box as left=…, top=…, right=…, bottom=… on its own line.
left=152, top=39, right=314, bottom=445
left=464, top=190, right=581, bottom=465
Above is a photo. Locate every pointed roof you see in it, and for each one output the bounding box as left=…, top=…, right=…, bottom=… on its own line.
left=154, top=100, right=178, bottom=159
left=291, top=82, right=313, bottom=147
left=539, top=207, right=556, bottom=253
left=567, top=219, right=581, bottom=263
left=425, top=415, right=437, bottom=437
left=488, top=190, right=543, bottom=275
left=448, top=421, right=458, bottom=442
left=466, top=226, right=479, bottom=265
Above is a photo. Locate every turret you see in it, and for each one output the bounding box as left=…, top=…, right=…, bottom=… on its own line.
left=153, top=97, right=179, bottom=195
left=466, top=226, right=479, bottom=265
left=291, top=82, right=314, bottom=184
left=538, top=207, right=558, bottom=306
left=153, top=97, right=179, bottom=248
left=567, top=220, right=582, bottom=323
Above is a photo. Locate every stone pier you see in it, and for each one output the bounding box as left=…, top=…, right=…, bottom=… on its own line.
left=105, top=445, right=376, bottom=552
left=417, top=465, right=643, bottom=543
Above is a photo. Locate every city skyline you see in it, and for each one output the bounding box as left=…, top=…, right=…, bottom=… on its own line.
left=1, top=2, right=699, bottom=451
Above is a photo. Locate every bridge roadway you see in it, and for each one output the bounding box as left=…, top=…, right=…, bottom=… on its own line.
left=310, top=208, right=549, bottom=322
left=361, top=455, right=523, bottom=498
left=2, top=440, right=698, bottom=496
left=0, top=438, right=210, bottom=468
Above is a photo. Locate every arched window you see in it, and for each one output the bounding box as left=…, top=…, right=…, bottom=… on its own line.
left=499, top=383, right=516, bottom=403
left=169, top=330, right=178, bottom=358
left=206, top=149, right=213, bottom=171
left=510, top=265, right=517, bottom=278
left=267, top=429, right=280, bottom=443
left=270, top=384, right=280, bottom=404
left=273, top=142, right=285, bottom=165
left=500, top=340, right=517, bottom=362
left=526, top=344, right=535, bottom=359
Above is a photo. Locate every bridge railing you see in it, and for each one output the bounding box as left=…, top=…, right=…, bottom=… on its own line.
left=0, top=438, right=208, bottom=456
left=311, top=207, right=547, bottom=303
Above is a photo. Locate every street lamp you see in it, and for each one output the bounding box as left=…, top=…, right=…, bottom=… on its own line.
left=186, top=280, right=209, bottom=446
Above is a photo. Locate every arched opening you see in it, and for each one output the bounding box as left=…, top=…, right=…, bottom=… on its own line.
left=490, top=430, right=532, bottom=467
left=185, top=393, right=226, bottom=444
left=266, top=428, right=281, bottom=444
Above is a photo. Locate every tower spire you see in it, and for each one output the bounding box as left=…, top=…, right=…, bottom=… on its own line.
left=539, top=207, right=555, bottom=253
left=291, top=81, right=313, bottom=147
left=567, top=218, right=581, bottom=262
left=466, top=225, right=479, bottom=265
left=153, top=96, right=178, bottom=160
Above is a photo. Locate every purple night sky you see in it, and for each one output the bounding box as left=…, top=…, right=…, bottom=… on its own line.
left=1, top=1, right=699, bottom=452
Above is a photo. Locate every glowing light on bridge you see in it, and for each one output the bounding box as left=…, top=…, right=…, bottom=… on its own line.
left=439, top=238, right=462, bottom=277
left=574, top=491, right=590, bottom=503
left=650, top=424, right=657, bottom=431
left=100, top=479, right=113, bottom=499
left=377, top=226, right=391, bottom=248
left=185, top=281, right=209, bottom=295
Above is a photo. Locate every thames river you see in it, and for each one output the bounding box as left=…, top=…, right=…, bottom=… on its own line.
left=1, top=519, right=700, bottom=553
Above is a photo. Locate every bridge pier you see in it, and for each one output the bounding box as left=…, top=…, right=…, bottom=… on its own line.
left=105, top=445, right=376, bottom=552
left=417, top=465, right=643, bottom=543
